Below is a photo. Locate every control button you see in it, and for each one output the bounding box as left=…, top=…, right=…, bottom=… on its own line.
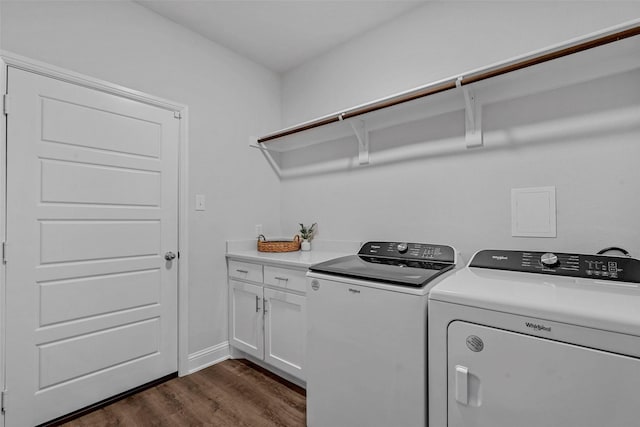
left=540, top=253, right=559, bottom=267
left=397, top=243, right=409, bottom=254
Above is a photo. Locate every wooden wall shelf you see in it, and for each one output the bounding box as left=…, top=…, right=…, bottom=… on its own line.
left=252, top=19, right=640, bottom=173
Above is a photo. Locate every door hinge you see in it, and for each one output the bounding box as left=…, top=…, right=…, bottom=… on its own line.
left=1, top=390, right=7, bottom=414
left=173, top=111, right=181, bottom=119
left=3, top=94, right=10, bottom=115
left=2, top=241, right=6, bottom=264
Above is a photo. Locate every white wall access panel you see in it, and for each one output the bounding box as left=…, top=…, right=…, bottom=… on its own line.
left=511, top=186, right=557, bottom=237
left=447, top=321, right=640, bottom=427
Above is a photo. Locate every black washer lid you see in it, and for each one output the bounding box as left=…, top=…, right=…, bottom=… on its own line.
left=309, top=241, right=456, bottom=287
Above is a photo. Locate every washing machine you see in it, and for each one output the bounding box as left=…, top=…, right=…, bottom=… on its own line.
left=306, top=241, right=460, bottom=427
left=428, top=249, right=640, bottom=427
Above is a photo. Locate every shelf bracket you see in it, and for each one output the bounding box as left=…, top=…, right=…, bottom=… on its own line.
left=456, top=77, right=483, bottom=148
left=346, top=118, right=370, bottom=165
left=249, top=135, right=283, bottom=177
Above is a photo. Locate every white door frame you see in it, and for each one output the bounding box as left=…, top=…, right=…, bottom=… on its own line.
left=0, top=51, right=191, bottom=384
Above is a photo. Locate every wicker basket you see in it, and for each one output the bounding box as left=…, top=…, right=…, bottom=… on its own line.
left=257, top=235, right=301, bottom=252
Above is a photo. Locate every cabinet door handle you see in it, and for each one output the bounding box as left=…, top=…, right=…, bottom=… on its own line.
left=274, top=276, right=289, bottom=281
left=263, top=298, right=268, bottom=313
left=255, top=295, right=260, bottom=312
left=236, top=269, right=249, bottom=274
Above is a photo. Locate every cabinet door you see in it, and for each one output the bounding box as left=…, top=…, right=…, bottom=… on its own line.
left=264, top=288, right=306, bottom=379
left=229, top=280, right=264, bottom=359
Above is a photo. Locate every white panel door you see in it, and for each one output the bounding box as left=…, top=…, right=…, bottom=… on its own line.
left=229, top=280, right=264, bottom=359
left=5, top=67, right=179, bottom=426
left=263, top=288, right=305, bottom=379
left=447, top=321, right=640, bottom=427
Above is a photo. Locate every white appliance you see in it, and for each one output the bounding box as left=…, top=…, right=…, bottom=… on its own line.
left=306, top=241, right=460, bottom=427
left=428, top=249, right=640, bottom=427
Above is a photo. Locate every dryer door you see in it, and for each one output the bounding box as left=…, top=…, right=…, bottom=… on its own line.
left=447, top=321, right=640, bottom=427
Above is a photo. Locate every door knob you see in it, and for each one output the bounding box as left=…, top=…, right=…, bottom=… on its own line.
left=164, top=251, right=177, bottom=261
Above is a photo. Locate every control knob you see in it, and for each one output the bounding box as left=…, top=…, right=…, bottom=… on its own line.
left=397, top=243, right=409, bottom=254
left=541, top=252, right=559, bottom=267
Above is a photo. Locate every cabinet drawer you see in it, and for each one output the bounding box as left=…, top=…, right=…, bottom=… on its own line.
left=229, top=260, right=263, bottom=282
left=264, top=265, right=307, bottom=293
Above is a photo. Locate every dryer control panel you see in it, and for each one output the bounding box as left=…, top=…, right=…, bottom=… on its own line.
left=470, top=250, right=640, bottom=283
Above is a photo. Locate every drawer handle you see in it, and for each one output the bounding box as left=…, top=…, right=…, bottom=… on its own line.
left=274, top=276, right=289, bottom=281
left=236, top=269, right=249, bottom=274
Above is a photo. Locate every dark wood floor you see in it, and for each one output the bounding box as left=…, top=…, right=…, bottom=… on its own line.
left=60, top=359, right=306, bottom=427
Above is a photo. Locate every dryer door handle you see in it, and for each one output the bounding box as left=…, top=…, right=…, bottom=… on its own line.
left=455, top=365, right=469, bottom=405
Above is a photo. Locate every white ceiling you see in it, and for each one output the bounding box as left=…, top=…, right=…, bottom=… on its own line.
left=136, top=0, right=426, bottom=73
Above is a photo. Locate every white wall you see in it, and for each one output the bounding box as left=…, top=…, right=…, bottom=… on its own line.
left=0, top=1, right=282, bottom=357
left=2, top=0, right=639, bottom=367
left=283, top=1, right=640, bottom=125
left=279, top=2, right=640, bottom=262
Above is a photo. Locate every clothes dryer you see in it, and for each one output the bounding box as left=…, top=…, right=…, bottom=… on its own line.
left=428, top=249, right=640, bottom=427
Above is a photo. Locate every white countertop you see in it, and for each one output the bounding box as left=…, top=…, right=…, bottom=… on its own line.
left=226, top=239, right=361, bottom=269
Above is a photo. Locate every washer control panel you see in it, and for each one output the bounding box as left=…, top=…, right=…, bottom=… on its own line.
left=470, top=250, right=640, bottom=283
left=358, top=241, right=455, bottom=263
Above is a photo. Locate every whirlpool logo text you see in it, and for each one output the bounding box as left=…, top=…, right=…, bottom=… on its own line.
left=525, top=322, right=551, bottom=332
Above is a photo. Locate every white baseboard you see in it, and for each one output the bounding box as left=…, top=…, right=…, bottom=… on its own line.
left=187, top=341, right=230, bottom=374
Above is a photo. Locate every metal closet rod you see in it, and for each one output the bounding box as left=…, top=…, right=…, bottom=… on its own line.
left=258, top=24, right=640, bottom=144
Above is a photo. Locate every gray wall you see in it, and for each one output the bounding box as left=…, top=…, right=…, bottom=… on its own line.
left=278, top=2, right=640, bottom=262
left=2, top=0, right=639, bottom=365
left=0, top=1, right=283, bottom=357
left=282, top=1, right=640, bottom=125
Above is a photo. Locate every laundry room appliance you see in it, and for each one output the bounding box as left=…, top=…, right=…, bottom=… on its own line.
left=306, top=241, right=460, bottom=427
left=428, top=249, right=640, bottom=427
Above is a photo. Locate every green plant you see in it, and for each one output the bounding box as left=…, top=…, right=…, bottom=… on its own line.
left=299, top=223, right=317, bottom=240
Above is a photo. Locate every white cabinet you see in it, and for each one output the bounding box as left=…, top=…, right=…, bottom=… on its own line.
left=264, top=288, right=305, bottom=376
left=229, top=259, right=264, bottom=283
left=229, top=280, right=263, bottom=359
left=228, top=259, right=306, bottom=381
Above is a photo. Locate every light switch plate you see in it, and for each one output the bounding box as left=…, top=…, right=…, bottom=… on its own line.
left=195, top=194, right=206, bottom=211
left=511, top=186, right=556, bottom=237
